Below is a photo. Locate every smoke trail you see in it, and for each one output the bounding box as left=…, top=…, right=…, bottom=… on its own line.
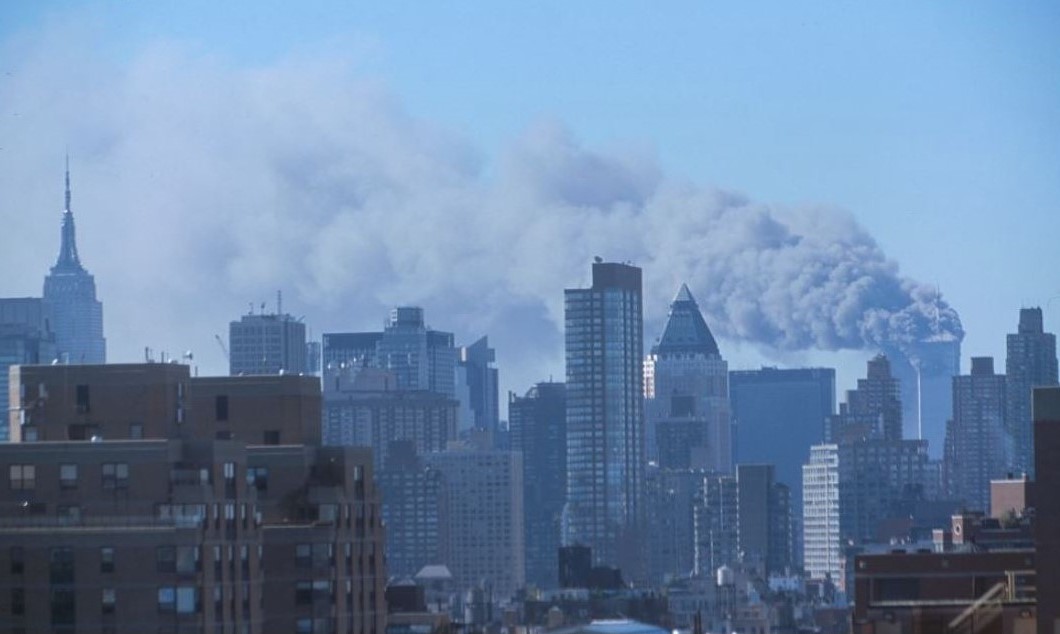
left=0, top=28, right=962, bottom=390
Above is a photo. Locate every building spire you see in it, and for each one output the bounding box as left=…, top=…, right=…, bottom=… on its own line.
left=52, top=156, right=84, bottom=273
left=64, top=152, right=71, bottom=212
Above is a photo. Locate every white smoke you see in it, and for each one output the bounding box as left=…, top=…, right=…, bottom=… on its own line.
left=0, top=23, right=961, bottom=395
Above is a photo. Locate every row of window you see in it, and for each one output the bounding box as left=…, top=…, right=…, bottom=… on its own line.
left=7, top=463, right=129, bottom=491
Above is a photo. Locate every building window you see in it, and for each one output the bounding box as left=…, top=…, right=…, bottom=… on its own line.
left=101, top=547, right=114, bottom=573
left=295, top=581, right=312, bottom=605
left=76, top=384, right=90, bottom=413
left=176, top=546, right=200, bottom=574
left=10, top=546, right=24, bottom=574
left=215, top=395, right=229, bottom=421
left=49, top=548, right=74, bottom=584
left=59, top=464, right=78, bottom=489
left=11, top=587, right=25, bottom=615
left=51, top=588, right=76, bottom=626
left=158, top=587, right=175, bottom=613
left=57, top=505, right=81, bottom=524
left=9, top=465, right=35, bottom=490
left=22, top=427, right=37, bottom=442
left=246, top=467, right=268, bottom=492
left=296, top=544, right=312, bottom=568
left=129, top=423, right=143, bottom=439
left=263, top=430, right=280, bottom=445
left=176, top=587, right=199, bottom=614
left=157, top=546, right=176, bottom=573
left=102, top=588, right=115, bottom=614
left=101, top=463, right=129, bottom=490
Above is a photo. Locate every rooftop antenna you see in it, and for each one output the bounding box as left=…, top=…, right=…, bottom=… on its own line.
left=64, top=152, right=71, bottom=212
left=277, top=290, right=282, bottom=316
left=248, top=302, right=254, bottom=315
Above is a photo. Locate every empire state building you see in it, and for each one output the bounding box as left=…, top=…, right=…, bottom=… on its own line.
left=42, top=160, right=106, bottom=364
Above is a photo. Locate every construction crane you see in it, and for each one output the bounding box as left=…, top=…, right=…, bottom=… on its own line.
left=214, top=334, right=229, bottom=361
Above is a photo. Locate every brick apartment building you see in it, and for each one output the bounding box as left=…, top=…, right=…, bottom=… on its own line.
left=0, top=363, right=385, bottom=634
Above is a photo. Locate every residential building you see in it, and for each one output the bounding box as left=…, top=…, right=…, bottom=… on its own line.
left=947, top=357, right=1008, bottom=512
left=644, top=284, right=731, bottom=473
left=426, top=438, right=525, bottom=598
left=322, top=366, right=457, bottom=469
left=376, top=441, right=448, bottom=579
left=693, top=472, right=737, bottom=577
left=803, top=444, right=841, bottom=587
left=41, top=161, right=105, bottom=364
left=563, top=261, right=645, bottom=575
left=1006, top=308, right=1057, bottom=478
left=0, top=362, right=386, bottom=634
left=509, top=381, right=566, bottom=589
left=825, top=354, right=901, bottom=443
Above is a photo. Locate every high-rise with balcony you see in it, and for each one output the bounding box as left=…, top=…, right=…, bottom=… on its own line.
left=563, top=261, right=644, bottom=576
left=41, top=160, right=105, bottom=364
left=1006, top=307, right=1058, bottom=478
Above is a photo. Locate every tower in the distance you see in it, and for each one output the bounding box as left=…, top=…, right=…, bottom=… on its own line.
left=1006, top=307, right=1058, bottom=478
left=42, top=158, right=105, bottom=364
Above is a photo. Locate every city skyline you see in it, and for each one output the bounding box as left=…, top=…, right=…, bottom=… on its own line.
left=0, top=4, right=1057, bottom=410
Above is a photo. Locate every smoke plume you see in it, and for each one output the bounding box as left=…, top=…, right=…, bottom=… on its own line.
left=0, top=24, right=962, bottom=392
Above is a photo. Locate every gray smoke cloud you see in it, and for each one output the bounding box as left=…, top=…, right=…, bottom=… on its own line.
left=0, top=25, right=962, bottom=393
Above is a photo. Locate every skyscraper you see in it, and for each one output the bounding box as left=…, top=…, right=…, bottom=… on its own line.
left=1006, top=307, right=1058, bottom=478
left=884, top=337, right=961, bottom=458
left=730, top=367, right=835, bottom=508
left=563, top=261, right=644, bottom=575
left=644, top=284, right=731, bottom=473
left=826, top=354, right=902, bottom=443
left=228, top=311, right=307, bottom=375
left=41, top=160, right=105, bottom=364
left=456, top=336, right=500, bottom=433
left=947, top=357, right=1008, bottom=512
left=323, top=307, right=456, bottom=397
left=509, top=382, right=566, bottom=588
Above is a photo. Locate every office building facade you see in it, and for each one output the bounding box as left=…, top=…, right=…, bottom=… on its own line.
left=228, top=312, right=307, bottom=376
left=509, top=382, right=567, bottom=588
left=644, top=284, right=731, bottom=473
left=0, top=298, right=55, bottom=442
left=730, top=367, right=835, bottom=509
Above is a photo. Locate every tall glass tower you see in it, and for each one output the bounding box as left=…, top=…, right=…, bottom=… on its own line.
left=563, top=261, right=644, bottom=574
left=42, top=160, right=105, bottom=364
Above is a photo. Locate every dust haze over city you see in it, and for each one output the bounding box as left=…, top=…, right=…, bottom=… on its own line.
left=2, top=3, right=1056, bottom=397
left=1, top=2, right=1059, bottom=631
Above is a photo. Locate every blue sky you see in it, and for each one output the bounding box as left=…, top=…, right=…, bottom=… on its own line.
left=1, top=2, right=1058, bottom=396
